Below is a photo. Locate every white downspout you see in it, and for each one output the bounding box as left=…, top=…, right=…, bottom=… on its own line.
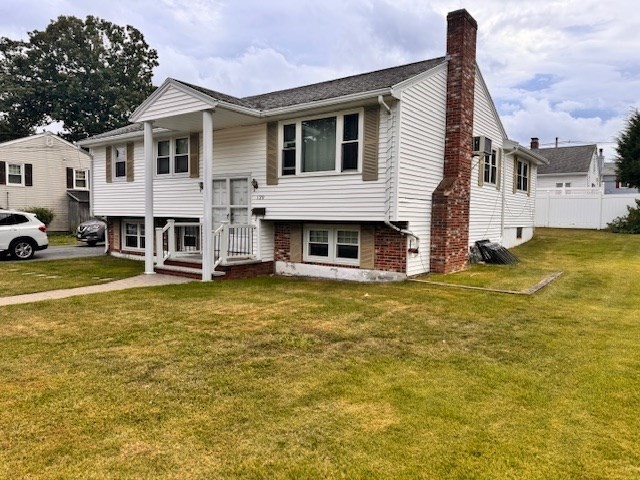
left=378, top=95, right=419, bottom=250
left=500, top=148, right=506, bottom=244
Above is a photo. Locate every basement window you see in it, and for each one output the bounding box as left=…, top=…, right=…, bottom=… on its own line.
left=303, top=224, right=360, bottom=265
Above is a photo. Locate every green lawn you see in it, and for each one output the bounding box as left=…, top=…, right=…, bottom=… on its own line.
left=0, top=256, right=143, bottom=296
left=46, top=232, right=80, bottom=246
left=0, top=229, right=639, bottom=479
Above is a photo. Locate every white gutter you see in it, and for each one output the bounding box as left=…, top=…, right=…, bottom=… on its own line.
left=378, top=95, right=420, bottom=251
left=263, top=88, right=394, bottom=117
left=78, top=127, right=170, bottom=147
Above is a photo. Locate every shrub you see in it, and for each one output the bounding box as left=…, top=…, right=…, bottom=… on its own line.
left=607, top=199, right=640, bottom=233
left=25, top=206, right=55, bottom=226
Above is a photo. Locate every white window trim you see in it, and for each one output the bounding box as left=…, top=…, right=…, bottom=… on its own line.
left=155, top=136, right=190, bottom=177
left=74, top=169, right=89, bottom=190
left=7, top=162, right=25, bottom=186
left=516, top=159, right=530, bottom=193
left=122, top=219, right=145, bottom=251
left=303, top=224, right=360, bottom=266
left=113, top=145, right=127, bottom=182
left=278, top=108, right=364, bottom=178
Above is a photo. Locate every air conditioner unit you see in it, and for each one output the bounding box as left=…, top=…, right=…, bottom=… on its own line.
left=472, top=136, right=492, bottom=155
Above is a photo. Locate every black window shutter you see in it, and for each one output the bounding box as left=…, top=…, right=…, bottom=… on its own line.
left=66, top=167, right=74, bottom=189
left=0, top=161, right=5, bottom=185
left=25, top=163, right=33, bottom=187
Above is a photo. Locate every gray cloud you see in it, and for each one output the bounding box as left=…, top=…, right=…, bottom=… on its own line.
left=1, top=0, right=638, bottom=160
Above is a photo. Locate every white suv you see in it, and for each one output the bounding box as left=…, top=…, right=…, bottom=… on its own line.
left=0, top=209, right=49, bottom=260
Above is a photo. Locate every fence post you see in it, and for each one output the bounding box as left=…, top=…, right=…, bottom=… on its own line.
left=155, top=227, right=164, bottom=267
left=220, top=222, right=229, bottom=265
left=167, top=219, right=176, bottom=255
left=598, top=190, right=604, bottom=230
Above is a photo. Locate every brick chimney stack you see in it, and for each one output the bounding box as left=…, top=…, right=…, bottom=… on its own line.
left=430, top=9, right=478, bottom=274
left=530, top=137, right=539, bottom=149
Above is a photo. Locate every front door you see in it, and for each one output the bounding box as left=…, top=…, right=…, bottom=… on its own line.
left=212, top=177, right=250, bottom=227
left=212, top=177, right=252, bottom=259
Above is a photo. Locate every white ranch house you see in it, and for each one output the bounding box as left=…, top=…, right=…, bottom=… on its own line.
left=80, top=10, right=546, bottom=281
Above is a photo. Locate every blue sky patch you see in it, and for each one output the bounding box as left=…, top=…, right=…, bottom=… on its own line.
left=516, top=74, right=556, bottom=92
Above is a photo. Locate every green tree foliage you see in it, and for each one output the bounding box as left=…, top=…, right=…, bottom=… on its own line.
left=0, top=16, right=158, bottom=142
left=607, top=199, right=640, bottom=234
left=615, top=110, right=640, bottom=189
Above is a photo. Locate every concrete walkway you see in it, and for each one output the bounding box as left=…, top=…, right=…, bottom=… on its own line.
left=0, top=274, right=191, bottom=307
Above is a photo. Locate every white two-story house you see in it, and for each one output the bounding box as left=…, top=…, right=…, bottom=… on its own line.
left=80, top=9, right=546, bottom=281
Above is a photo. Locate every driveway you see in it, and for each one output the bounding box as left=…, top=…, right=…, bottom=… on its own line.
left=1, top=243, right=106, bottom=263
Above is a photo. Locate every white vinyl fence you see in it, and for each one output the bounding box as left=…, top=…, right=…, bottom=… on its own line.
left=535, top=188, right=640, bottom=229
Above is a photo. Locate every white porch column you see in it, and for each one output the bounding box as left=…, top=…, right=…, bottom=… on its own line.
left=144, top=121, right=155, bottom=275
left=202, top=109, right=214, bottom=281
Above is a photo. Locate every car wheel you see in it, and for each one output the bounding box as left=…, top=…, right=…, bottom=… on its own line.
left=10, top=239, right=36, bottom=260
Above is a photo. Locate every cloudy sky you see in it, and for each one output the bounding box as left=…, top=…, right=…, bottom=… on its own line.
left=1, top=0, right=638, bottom=160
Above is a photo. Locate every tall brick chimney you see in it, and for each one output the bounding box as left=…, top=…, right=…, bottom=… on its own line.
left=430, top=9, right=478, bottom=274
left=530, top=137, right=539, bottom=149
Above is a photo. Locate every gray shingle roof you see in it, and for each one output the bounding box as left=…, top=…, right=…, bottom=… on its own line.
left=601, top=163, right=617, bottom=176
left=536, top=144, right=597, bottom=174
left=241, top=57, right=446, bottom=109
left=89, top=123, right=143, bottom=140
left=84, top=56, right=446, bottom=142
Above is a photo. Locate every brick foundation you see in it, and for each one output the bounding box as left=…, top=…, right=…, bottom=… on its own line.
left=374, top=224, right=406, bottom=273
left=274, top=221, right=406, bottom=273
left=430, top=9, right=477, bottom=274
left=216, top=261, right=274, bottom=279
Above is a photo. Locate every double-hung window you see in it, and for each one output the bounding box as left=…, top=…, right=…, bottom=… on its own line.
left=7, top=163, right=23, bottom=185
left=304, top=225, right=360, bottom=265
left=483, top=151, right=497, bottom=185
left=157, top=137, right=189, bottom=176
left=516, top=159, right=529, bottom=192
left=281, top=110, right=362, bottom=176
left=114, top=146, right=126, bottom=179
left=124, top=220, right=145, bottom=250
left=75, top=170, right=88, bottom=189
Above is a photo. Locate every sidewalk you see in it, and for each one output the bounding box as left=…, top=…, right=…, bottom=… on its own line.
left=0, top=274, right=191, bottom=307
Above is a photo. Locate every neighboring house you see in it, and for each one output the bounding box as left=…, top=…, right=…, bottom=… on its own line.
left=79, top=9, right=547, bottom=281
left=0, top=133, right=92, bottom=231
left=602, top=162, right=639, bottom=194
left=531, top=138, right=603, bottom=191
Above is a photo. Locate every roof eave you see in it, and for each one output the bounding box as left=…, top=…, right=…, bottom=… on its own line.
left=78, top=127, right=170, bottom=147
left=261, top=88, right=395, bottom=117
left=503, top=140, right=549, bottom=165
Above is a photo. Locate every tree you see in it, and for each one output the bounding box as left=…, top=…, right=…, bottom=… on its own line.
left=0, top=16, right=158, bottom=142
left=615, top=109, right=640, bottom=189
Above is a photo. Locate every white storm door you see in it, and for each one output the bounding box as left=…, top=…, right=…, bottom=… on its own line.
left=212, top=177, right=250, bottom=226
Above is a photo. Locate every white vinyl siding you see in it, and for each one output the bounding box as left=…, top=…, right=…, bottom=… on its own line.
left=396, top=63, right=448, bottom=277
left=468, top=71, right=508, bottom=250
left=262, top=110, right=388, bottom=221
left=136, top=84, right=213, bottom=122
left=0, top=134, right=90, bottom=231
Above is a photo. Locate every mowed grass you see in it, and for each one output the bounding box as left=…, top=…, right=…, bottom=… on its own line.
left=46, top=233, right=80, bottom=246
left=0, top=256, right=143, bottom=296
left=0, top=229, right=639, bottom=479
